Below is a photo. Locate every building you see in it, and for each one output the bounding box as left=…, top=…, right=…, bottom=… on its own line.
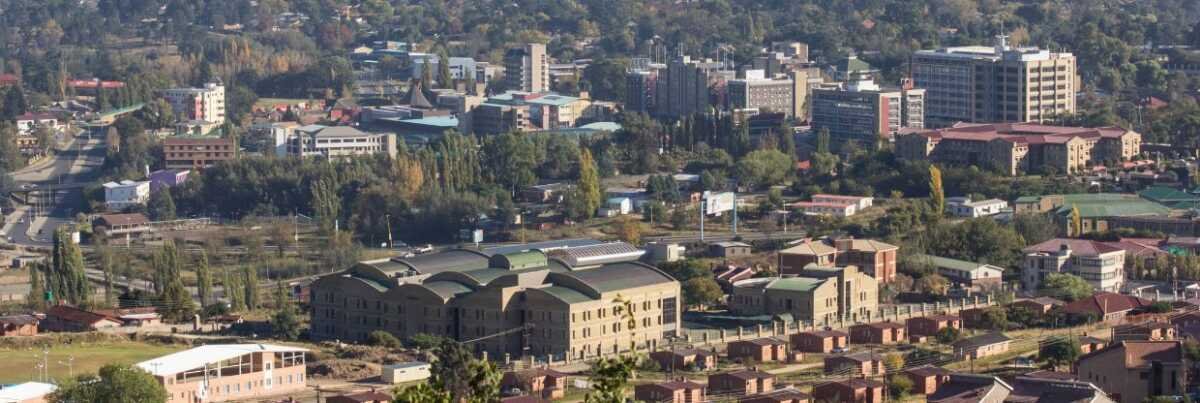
left=308, top=244, right=682, bottom=360
left=327, top=390, right=392, bottom=403
left=102, top=180, right=150, bottom=210
left=791, top=330, right=848, bottom=353
left=1111, top=322, right=1175, bottom=343
left=1010, top=297, right=1065, bottom=315
left=708, top=242, right=752, bottom=258
left=1013, top=194, right=1169, bottom=236
left=726, top=70, right=806, bottom=118
left=625, top=69, right=660, bottom=114
left=728, top=265, right=878, bottom=325
left=740, top=388, right=812, bottom=403
left=41, top=305, right=122, bottom=332
left=382, top=362, right=430, bottom=384
left=162, top=82, right=226, bottom=123
left=15, top=112, right=61, bottom=135
left=946, top=197, right=1008, bottom=218
left=727, top=337, right=790, bottom=363
left=0, top=314, right=38, bottom=337
left=634, top=380, right=705, bottom=403
left=92, top=213, right=152, bottom=245
left=1079, top=336, right=1108, bottom=354
left=906, top=365, right=952, bottom=395
left=0, top=382, right=57, bottom=403
left=896, top=123, right=1141, bottom=176
left=94, top=307, right=161, bottom=327
left=136, top=344, right=307, bottom=403
left=707, top=370, right=775, bottom=396
left=810, top=78, right=925, bottom=144
left=824, top=352, right=884, bottom=376
left=849, top=321, right=906, bottom=344
left=907, top=314, right=963, bottom=337
left=913, top=254, right=1004, bottom=290
left=163, top=135, right=237, bottom=169
left=791, top=201, right=857, bottom=217
left=505, top=44, right=548, bottom=93
left=811, top=379, right=884, bottom=403
left=928, top=374, right=1011, bottom=403
left=148, top=169, right=191, bottom=192
left=1060, top=292, right=1151, bottom=323
left=658, top=56, right=722, bottom=118
left=483, top=91, right=592, bottom=130
left=911, top=35, right=1077, bottom=127
left=500, top=368, right=568, bottom=400
left=1075, top=341, right=1186, bottom=403
left=930, top=374, right=1115, bottom=403
left=952, top=332, right=1012, bottom=360
left=648, top=348, right=718, bottom=372
left=1021, top=239, right=1126, bottom=293
left=779, top=238, right=898, bottom=282
left=287, top=125, right=397, bottom=159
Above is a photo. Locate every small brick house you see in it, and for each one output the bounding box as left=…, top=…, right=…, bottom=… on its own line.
left=708, top=370, right=775, bottom=395
left=849, top=322, right=906, bottom=344
left=634, top=380, right=705, bottom=403
left=905, top=365, right=952, bottom=395
left=1079, top=336, right=1107, bottom=354
left=952, top=332, right=1012, bottom=360
left=811, top=379, right=884, bottom=403
left=649, top=348, right=718, bottom=371
left=824, top=352, right=885, bottom=376
left=0, top=315, right=39, bottom=336
left=500, top=368, right=569, bottom=400
left=906, top=315, right=962, bottom=337
left=728, top=337, right=791, bottom=363
left=740, top=387, right=812, bottom=403
left=1011, top=297, right=1065, bottom=314
left=791, top=330, right=848, bottom=353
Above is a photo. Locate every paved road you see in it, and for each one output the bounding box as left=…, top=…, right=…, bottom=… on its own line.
left=5, top=137, right=105, bottom=247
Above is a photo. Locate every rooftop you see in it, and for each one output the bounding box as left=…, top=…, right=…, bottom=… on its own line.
left=136, top=344, right=308, bottom=376
left=0, top=382, right=57, bottom=401
left=1023, top=239, right=1125, bottom=256
left=914, top=254, right=1002, bottom=273
left=952, top=332, right=1011, bottom=349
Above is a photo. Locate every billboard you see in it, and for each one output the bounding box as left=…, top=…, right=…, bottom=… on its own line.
left=704, top=192, right=735, bottom=215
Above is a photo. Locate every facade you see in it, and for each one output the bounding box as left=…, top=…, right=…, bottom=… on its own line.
left=911, top=36, right=1077, bottom=127
left=149, top=169, right=191, bottom=192
left=813, top=195, right=874, bottom=211
left=42, top=305, right=123, bottom=332
left=811, top=379, right=884, bottom=403
left=906, top=365, right=952, bottom=395
left=810, top=78, right=925, bottom=144
left=729, top=265, right=878, bottom=325
left=792, top=201, right=856, bottom=217
left=740, top=388, right=811, bottom=403
left=102, top=180, right=151, bottom=210
left=906, top=315, right=962, bottom=337
left=1013, top=194, right=1168, bottom=236
left=287, top=125, right=397, bottom=159
left=382, top=362, right=430, bottom=384
left=946, top=197, right=1008, bottom=218
left=779, top=238, right=898, bottom=282
left=137, top=344, right=308, bottom=403
left=824, top=352, right=884, bottom=376
left=1111, top=322, right=1175, bottom=343
left=727, top=337, right=790, bottom=363
left=163, top=135, right=237, bottom=169
left=500, top=368, right=568, bottom=400
left=308, top=244, right=682, bottom=361
left=707, top=370, right=775, bottom=396
left=634, top=381, right=705, bottom=403
left=1060, top=292, right=1151, bottom=323
left=657, top=56, right=722, bottom=118
left=1075, top=341, right=1186, bottom=403
left=1080, top=336, right=1108, bottom=354
left=625, top=68, right=660, bottom=114
left=709, top=242, right=752, bottom=258
left=726, top=70, right=806, bottom=118
left=483, top=91, right=591, bottom=130
left=896, top=123, right=1141, bottom=176
left=92, top=213, right=152, bottom=245
left=473, top=103, right=531, bottom=134
left=1021, top=239, right=1126, bottom=293
left=648, top=349, right=717, bottom=372
left=952, top=332, right=1012, bottom=360
left=505, top=43, right=548, bottom=93
left=791, top=330, right=848, bottom=353
left=15, top=112, right=61, bottom=135
left=849, top=321, right=906, bottom=344
left=0, top=314, right=39, bottom=337
left=163, top=82, right=226, bottom=123
left=913, top=254, right=1004, bottom=290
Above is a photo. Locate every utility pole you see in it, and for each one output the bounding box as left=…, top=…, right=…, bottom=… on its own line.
left=385, top=214, right=393, bottom=248
left=699, top=199, right=705, bottom=242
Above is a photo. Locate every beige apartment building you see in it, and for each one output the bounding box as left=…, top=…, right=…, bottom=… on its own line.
left=728, top=264, right=878, bottom=325
left=912, top=35, right=1077, bottom=127
left=896, top=123, right=1141, bottom=175
left=726, top=70, right=807, bottom=119
left=136, top=344, right=308, bottom=403
left=309, top=243, right=682, bottom=361
left=505, top=43, right=549, bottom=93
left=1021, top=238, right=1126, bottom=293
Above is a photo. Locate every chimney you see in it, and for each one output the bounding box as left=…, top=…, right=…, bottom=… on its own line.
left=834, top=238, right=853, bottom=252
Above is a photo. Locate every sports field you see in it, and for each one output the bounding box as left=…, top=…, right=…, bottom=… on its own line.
left=0, top=341, right=185, bottom=384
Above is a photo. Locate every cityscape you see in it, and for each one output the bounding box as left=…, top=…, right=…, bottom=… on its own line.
left=1, top=1, right=1200, bottom=402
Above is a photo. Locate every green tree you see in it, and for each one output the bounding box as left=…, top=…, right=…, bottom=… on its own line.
left=585, top=355, right=638, bottom=403
left=368, top=330, right=402, bottom=348
left=48, top=228, right=90, bottom=305
left=888, top=374, right=913, bottom=398
left=914, top=274, right=951, bottom=296
left=271, top=282, right=301, bottom=340
left=816, top=128, right=831, bottom=154
left=147, top=189, right=177, bottom=221
left=1042, top=273, right=1094, bottom=302
left=929, top=165, right=945, bottom=216
left=394, top=382, right=451, bottom=403
left=51, top=364, right=168, bottom=403
left=683, top=277, right=723, bottom=308
left=935, top=326, right=962, bottom=344
left=1070, top=204, right=1083, bottom=236
left=156, top=240, right=195, bottom=321
left=27, top=262, right=45, bottom=310
left=437, top=50, right=453, bottom=89
left=243, top=266, right=259, bottom=310
left=736, top=149, right=793, bottom=189
left=1039, top=336, right=1081, bottom=369
left=425, top=338, right=501, bottom=403
left=1012, top=213, right=1059, bottom=244
left=978, top=307, right=1009, bottom=331
left=195, top=251, right=212, bottom=308
left=578, top=148, right=602, bottom=218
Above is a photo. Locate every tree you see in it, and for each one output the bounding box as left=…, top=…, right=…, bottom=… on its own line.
left=1039, top=336, right=1081, bottom=369
left=736, top=149, right=793, bottom=189
left=816, top=128, right=831, bottom=154
left=978, top=306, right=1009, bottom=331
left=929, top=165, right=945, bottom=216
left=586, top=355, right=638, bottom=403
left=935, top=327, right=962, bottom=344
left=1070, top=204, right=1083, bottom=236
left=883, top=353, right=905, bottom=370
left=888, top=374, right=913, bottom=399
left=394, top=382, right=451, bottom=403
left=195, top=251, right=213, bottom=308
left=578, top=148, right=602, bottom=218
left=683, top=277, right=723, bottom=308
left=437, top=50, right=453, bottom=89
left=52, top=364, right=168, bottom=403
left=271, top=283, right=301, bottom=340
left=614, top=216, right=641, bottom=245
left=27, top=262, right=45, bottom=310
left=368, top=330, right=402, bottom=348
left=243, top=266, right=259, bottom=310
left=147, top=189, right=177, bottom=221
left=423, top=338, right=501, bottom=403
left=1012, top=213, right=1059, bottom=244
left=47, top=228, right=89, bottom=305
left=1042, top=273, right=1093, bottom=302
left=155, top=240, right=195, bottom=322
left=914, top=274, right=951, bottom=296
left=582, top=58, right=629, bottom=101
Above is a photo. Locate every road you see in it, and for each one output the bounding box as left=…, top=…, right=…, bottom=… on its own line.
left=4, top=136, right=105, bottom=247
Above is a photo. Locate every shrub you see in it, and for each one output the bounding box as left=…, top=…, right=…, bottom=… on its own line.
left=367, top=330, right=402, bottom=349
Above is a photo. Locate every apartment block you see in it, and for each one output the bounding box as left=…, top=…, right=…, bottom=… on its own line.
left=137, top=344, right=307, bottom=403
left=287, top=125, right=397, bottom=159
left=726, top=70, right=806, bottom=118
left=309, top=242, right=681, bottom=361
left=1021, top=239, right=1125, bottom=293
left=472, top=102, right=531, bottom=134
left=162, top=82, right=226, bottom=123
left=779, top=238, right=898, bottom=282
left=896, top=123, right=1141, bottom=175
left=657, top=56, right=723, bottom=118
left=505, top=43, right=548, bottom=93
left=729, top=264, right=877, bottom=325
left=811, top=78, right=925, bottom=144
left=625, top=69, right=659, bottom=114
left=911, top=35, right=1077, bottom=127
left=483, top=91, right=591, bottom=129
left=163, top=135, right=237, bottom=169
left=1075, top=341, right=1186, bottom=403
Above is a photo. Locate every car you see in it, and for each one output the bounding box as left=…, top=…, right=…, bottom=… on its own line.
left=414, top=244, right=434, bottom=254
left=831, top=347, right=849, bottom=354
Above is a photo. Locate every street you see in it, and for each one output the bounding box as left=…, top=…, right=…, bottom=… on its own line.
left=4, top=136, right=105, bottom=247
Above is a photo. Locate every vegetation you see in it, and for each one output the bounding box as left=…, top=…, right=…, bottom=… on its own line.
left=586, top=355, right=639, bottom=403
left=1042, top=273, right=1093, bottom=302
left=367, top=330, right=402, bottom=349
left=51, top=363, right=168, bottom=403
left=394, top=338, right=501, bottom=403
left=1039, top=336, right=1081, bottom=370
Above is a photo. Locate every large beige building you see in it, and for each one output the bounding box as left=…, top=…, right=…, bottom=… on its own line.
left=136, top=344, right=308, bottom=403
left=505, top=43, right=548, bottom=93
left=726, top=70, right=807, bottom=119
left=729, top=264, right=878, bottom=325
left=896, top=123, right=1141, bottom=175
left=912, top=36, right=1077, bottom=127
left=309, top=242, right=682, bottom=361
left=1021, top=238, right=1126, bottom=293
left=162, top=82, right=226, bottom=124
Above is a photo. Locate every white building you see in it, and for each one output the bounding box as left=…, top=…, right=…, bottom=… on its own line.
left=792, top=201, right=857, bottom=217
left=15, top=112, right=61, bottom=135
left=812, top=194, right=873, bottom=211
left=947, top=197, right=1008, bottom=218
left=0, top=382, right=57, bottom=403
left=136, top=344, right=308, bottom=403
left=287, top=125, right=397, bottom=159
left=383, top=362, right=431, bottom=384
left=162, top=82, right=226, bottom=124
left=1021, top=239, right=1125, bottom=293
left=103, top=180, right=151, bottom=210
left=250, top=121, right=301, bottom=157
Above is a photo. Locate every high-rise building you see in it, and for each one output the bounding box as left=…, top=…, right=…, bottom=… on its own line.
left=725, top=70, right=808, bottom=119
left=912, top=35, right=1077, bottom=127
left=504, top=43, right=548, bottom=93
left=162, top=82, right=226, bottom=123
left=625, top=70, right=659, bottom=114
left=656, top=56, right=722, bottom=118
left=810, top=78, right=925, bottom=144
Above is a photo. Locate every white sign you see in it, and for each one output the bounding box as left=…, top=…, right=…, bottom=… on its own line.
left=704, top=192, right=735, bottom=215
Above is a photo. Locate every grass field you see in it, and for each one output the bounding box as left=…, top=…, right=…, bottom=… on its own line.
left=0, top=342, right=186, bottom=384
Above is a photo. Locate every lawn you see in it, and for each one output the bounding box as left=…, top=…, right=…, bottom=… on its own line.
left=0, top=341, right=186, bottom=384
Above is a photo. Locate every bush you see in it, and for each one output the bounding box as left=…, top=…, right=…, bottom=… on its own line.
left=935, top=327, right=962, bottom=344
left=367, top=331, right=402, bottom=349
left=888, top=374, right=913, bottom=398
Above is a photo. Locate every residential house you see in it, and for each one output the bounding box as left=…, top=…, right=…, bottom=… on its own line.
left=930, top=373, right=1115, bottom=403
left=849, top=322, right=906, bottom=344
left=740, top=388, right=812, bottom=403
left=958, top=307, right=989, bottom=328
left=1060, top=292, right=1151, bottom=323
left=906, top=365, right=952, bottom=395
left=633, top=380, right=705, bottom=403
left=102, top=180, right=151, bottom=210
left=649, top=348, right=718, bottom=372
left=0, top=314, right=39, bottom=336
left=92, top=213, right=152, bottom=245
left=1111, top=322, right=1175, bottom=343
left=811, top=379, right=885, bottom=403
left=1075, top=341, right=1186, bottom=403
left=709, top=242, right=752, bottom=258
left=779, top=238, right=898, bottom=282
left=520, top=183, right=572, bottom=203
left=953, top=333, right=1012, bottom=360
left=1011, top=297, right=1065, bottom=315
left=0, top=382, right=57, bottom=403
left=907, top=315, right=963, bottom=338
left=93, top=307, right=161, bottom=327
left=928, top=374, right=1012, bottom=403
left=791, top=330, right=848, bottom=353
left=41, top=305, right=122, bottom=332
left=162, top=135, right=237, bottom=169
left=946, top=197, right=1009, bottom=218
left=137, top=344, right=308, bottom=403
left=707, top=370, right=775, bottom=396
left=1079, top=336, right=1107, bottom=354
left=824, top=352, right=884, bottom=376
left=500, top=368, right=569, bottom=400
left=914, top=254, right=1004, bottom=291
left=1022, top=239, right=1127, bottom=293
left=812, top=194, right=874, bottom=211
left=792, top=201, right=857, bottom=217
left=327, top=390, right=392, bottom=403
left=727, top=337, right=791, bottom=363
left=1169, top=311, right=1200, bottom=328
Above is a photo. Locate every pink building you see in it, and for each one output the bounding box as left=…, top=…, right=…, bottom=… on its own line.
left=137, top=344, right=308, bottom=403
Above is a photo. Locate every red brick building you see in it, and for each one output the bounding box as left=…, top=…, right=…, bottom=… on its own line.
left=905, top=365, right=951, bottom=395
left=849, top=322, right=906, bottom=344
left=633, top=380, right=705, bottom=403
left=811, top=379, right=885, bottom=403
left=727, top=337, right=791, bottom=363
left=708, top=370, right=775, bottom=396
left=791, top=330, right=848, bottom=353
left=906, top=314, right=962, bottom=337
left=162, top=135, right=237, bottom=170
left=0, top=315, right=39, bottom=336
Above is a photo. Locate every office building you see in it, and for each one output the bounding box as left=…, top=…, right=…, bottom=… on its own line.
left=308, top=242, right=682, bottom=360
left=911, top=35, right=1077, bottom=127
left=625, top=69, right=660, bottom=114
left=726, top=70, right=807, bottom=119
left=896, top=123, right=1141, bottom=175
left=729, top=264, right=879, bottom=325
left=657, top=56, right=723, bottom=118
left=1021, top=239, right=1126, bottom=293
left=136, top=344, right=308, bottom=403
left=162, top=82, right=227, bottom=123
left=163, top=135, right=237, bottom=169
left=810, top=78, right=925, bottom=144
left=286, top=125, right=397, bottom=159
left=505, top=43, right=549, bottom=93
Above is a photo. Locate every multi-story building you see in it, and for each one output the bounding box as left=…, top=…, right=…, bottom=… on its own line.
left=729, top=264, right=879, bottom=324
left=1075, top=341, right=1186, bottom=403
left=473, top=102, right=531, bottom=134
left=137, top=344, right=308, bottom=403
left=102, top=180, right=150, bottom=210
left=657, top=56, right=723, bottom=119
left=249, top=121, right=301, bottom=157
left=162, top=82, right=226, bottom=123
left=308, top=242, right=682, bottom=361
left=163, top=135, right=237, bottom=169
left=286, top=125, right=397, bottom=159
left=911, top=35, right=1077, bottom=127
left=726, top=70, right=807, bottom=119
left=505, top=43, right=548, bottom=93
left=1021, top=239, right=1126, bottom=293
left=810, top=78, right=925, bottom=144
left=625, top=69, right=660, bottom=114
left=483, top=91, right=591, bottom=129
left=895, top=123, right=1141, bottom=175
left=779, top=238, right=898, bottom=282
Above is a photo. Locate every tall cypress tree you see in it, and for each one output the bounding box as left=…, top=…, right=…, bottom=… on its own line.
left=578, top=149, right=602, bottom=217
left=196, top=251, right=212, bottom=308
left=243, top=266, right=259, bottom=310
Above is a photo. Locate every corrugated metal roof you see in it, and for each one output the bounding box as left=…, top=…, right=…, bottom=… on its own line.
left=0, top=382, right=57, bottom=401
left=137, top=344, right=308, bottom=376
left=392, top=249, right=491, bottom=275
left=538, top=286, right=594, bottom=304
left=766, top=277, right=826, bottom=292
left=562, top=262, right=675, bottom=293
left=420, top=281, right=474, bottom=299
left=492, top=251, right=548, bottom=270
